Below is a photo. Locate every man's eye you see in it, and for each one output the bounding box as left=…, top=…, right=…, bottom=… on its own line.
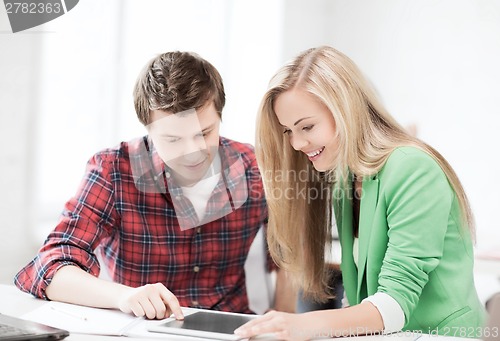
left=167, top=138, right=180, bottom=143
left=199, top=130, right=212, bottom=138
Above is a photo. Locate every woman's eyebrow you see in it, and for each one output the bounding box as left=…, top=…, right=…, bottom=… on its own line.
left=293, top=117, right=312, bottom=126
left=278, top=116, right=313, bottom=128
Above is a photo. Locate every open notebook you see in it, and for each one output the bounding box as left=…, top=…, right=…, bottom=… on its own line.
left=21, top=301, right=142, bottom=337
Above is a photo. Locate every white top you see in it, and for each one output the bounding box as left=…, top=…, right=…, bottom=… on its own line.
left=363, top=293, right=405, bottom=333
left=181, top=155, right=221, bottom=221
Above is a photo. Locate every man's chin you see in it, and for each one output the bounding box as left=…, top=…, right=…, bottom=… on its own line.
left=174, top=169, right=210, bottom=186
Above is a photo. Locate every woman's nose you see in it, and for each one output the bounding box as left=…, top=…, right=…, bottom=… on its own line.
left=290, top=134, right=308, bottom=151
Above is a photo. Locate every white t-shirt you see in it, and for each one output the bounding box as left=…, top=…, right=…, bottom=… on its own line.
left=180, top=154, right=221, bottom=221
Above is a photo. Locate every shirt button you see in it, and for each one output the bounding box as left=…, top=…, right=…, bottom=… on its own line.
left=192, top=300, right=199, bottom=306
left=165, top=172, right=171, bottom=178
left=193, top=266, right=200, bottom=273
left=153, top=176, right=158, bottom=181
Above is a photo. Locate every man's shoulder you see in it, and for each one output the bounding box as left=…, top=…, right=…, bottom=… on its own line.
left=219, top=137, right=262, bottom=184
left=220, top=136, right=256, bottom=155
left=92, top=136, right=147, bottom=163
left=219, top=136, right=257, bottom=165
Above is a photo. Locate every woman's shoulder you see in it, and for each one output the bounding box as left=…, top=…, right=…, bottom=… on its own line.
left=384, top=145, right=438, bottom=169
left=379, top=145, right=445, bottom=182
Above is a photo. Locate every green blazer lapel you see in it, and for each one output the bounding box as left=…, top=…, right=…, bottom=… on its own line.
left=336, top=182, right=357, bottom=305
left=356, top=177, right=379, bottom=297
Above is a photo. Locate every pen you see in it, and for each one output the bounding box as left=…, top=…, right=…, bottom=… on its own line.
left=50, top=306, right=88, bottom=321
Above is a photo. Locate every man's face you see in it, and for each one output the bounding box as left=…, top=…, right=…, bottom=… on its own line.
left=147, top=102, right=221, bottom=186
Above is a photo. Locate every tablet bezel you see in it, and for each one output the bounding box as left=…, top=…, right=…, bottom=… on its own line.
left=148, top=310, right=256, bottom=341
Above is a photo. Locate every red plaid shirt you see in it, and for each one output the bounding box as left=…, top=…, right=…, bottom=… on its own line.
left=15, top=136, right=272, bottom=313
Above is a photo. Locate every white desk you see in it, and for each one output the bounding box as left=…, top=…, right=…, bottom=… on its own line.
left=0, top=284, right=482, bottom=341
left=1, top=284, right=255, bottom=341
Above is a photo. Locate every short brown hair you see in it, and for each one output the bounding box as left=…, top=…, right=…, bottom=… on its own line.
left=133, top=51, right=225, bottom=125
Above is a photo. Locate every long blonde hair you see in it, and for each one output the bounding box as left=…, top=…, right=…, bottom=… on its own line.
left=256, top=46, right=475, bottom=301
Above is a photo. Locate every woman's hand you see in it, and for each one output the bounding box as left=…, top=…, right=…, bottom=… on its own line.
left=234, top=310, right=314, bottom=341
left=117, top=283, right=184, bottom=320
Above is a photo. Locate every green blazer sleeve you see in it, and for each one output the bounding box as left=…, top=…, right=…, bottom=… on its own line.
left=336, top=147, right=485, bottom=335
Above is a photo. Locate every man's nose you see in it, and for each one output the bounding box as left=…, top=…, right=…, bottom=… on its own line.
left=183, top=137, right=206, bottom=153
left=180, top=137, right=207, bottom=159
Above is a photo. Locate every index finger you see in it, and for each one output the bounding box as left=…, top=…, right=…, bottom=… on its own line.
left=159, top=287, right=184, bottom=320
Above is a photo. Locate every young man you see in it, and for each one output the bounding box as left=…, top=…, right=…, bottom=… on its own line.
left=14, top=51, right=294, bottom=320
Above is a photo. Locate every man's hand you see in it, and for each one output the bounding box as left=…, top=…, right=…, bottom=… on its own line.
left=46, top=265, right=184, bottom=320
left=117, top=283, right=184, bottom=320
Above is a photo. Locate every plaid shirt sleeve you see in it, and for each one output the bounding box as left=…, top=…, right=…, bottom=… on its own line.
left=14, top=151, right=119, bottom=299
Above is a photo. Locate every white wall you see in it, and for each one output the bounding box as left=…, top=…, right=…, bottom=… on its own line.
left=0, top=0, right=285, bottom=284
left=0, top=8, right=42, bottom=282
left=281, top=0, right=500, bottom=250
left=1, top=0, right=499, bottom=285
left=328, top=0, right=500, bottom=250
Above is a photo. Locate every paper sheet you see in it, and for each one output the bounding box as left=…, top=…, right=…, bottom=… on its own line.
left=21, top=301, right=143, bottom=336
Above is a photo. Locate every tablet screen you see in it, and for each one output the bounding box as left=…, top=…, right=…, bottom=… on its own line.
left=148, top=311, right=256, bottom=340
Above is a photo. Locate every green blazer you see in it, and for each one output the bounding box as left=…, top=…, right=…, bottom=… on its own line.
left=334, top=147, right=486, bottom=335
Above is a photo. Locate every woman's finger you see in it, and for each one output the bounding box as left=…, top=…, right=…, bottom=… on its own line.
left=234, top=312, right=283, bottom=338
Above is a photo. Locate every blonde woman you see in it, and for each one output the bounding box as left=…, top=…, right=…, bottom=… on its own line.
left=235, top=46, right=486, bottom=340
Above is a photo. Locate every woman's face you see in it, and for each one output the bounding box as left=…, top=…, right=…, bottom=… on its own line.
left=274, top=88, right=338, bottom=172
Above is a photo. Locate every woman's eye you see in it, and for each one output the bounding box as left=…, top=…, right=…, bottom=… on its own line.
left=303, top=125, right=314, bottom=132
left=283, top=128, right=292, bottom=135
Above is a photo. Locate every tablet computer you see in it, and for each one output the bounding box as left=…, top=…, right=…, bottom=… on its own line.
left=148, top=310, right=256, bottom=340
